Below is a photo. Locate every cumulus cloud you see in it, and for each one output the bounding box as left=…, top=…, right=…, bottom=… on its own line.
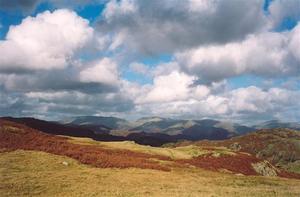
left=289, top=23, right=300, bottom=62
left=134, top=70, right=212, bottom=106
left=0, top=8, right=129, bottom=118
left=25, top=90, right=134, bottom=114
left=1, top=73, right=115, bottom=94
left=0, top=77, right=133, bottom=119
left=0, top=58, right=120, bottom=94
left=0, top=86, right=28, bottom=116
left=133, top=83, right=300, bottom=121
left=0, top=9, right=93, bottom=72
left=1, top=1, right=300, bottom=122
left=176, top=24, right=300, bottom=83
left=79, top=58, right=119, bottom=85
left=98, top=0, right=267, bottom=55
left=136, top=71, right=196, bottom=104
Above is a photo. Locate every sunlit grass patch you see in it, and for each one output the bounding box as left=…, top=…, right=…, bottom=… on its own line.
left=1, top=150, right=300, bottom=197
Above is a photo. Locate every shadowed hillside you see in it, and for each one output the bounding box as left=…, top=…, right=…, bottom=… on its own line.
left=1, top=117, right=126, bottom=141
left=1, top=117, right=178, bottom=146
left=0, top=119, right=170, bottom=171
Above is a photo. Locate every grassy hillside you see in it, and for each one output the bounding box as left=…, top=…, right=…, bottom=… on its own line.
left=1, top=120, right=300, bottom=196
left=171, top=128, right=300, bottom=174
left=1, top=150, right=300, bottom=197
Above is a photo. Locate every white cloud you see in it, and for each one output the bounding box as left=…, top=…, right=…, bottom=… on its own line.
left=227, top=86, right=300, bottom=115
left=176, top=24, right=300, bottom=83
left=289, top=23, right=300, bottom=62
left=0, top=9, right=93, bottom=72
left=103, top=0, right=137, bottom=21
left=151, top=62, right=180, bottom=77
left=79, top=57, right=119, bottom=85
left=132, top=84, right=300, bottom=120
left=1, top=1, right=300, bottom=122
left=135, top=71, right=211, bottom=105
left=193, top=85, right=211, bottom=100
left=136, top=71, right=196, bottom=104
left=24, top=89, right=134, bottom=116
left=99, top=0, right=267, bottom=55
left=188, top=0, right=216, bottom=13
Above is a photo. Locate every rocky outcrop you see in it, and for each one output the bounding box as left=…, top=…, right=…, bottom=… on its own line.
left=251, top=161, right=278, bottom=177
left=229, top=142, right=242, bottom=151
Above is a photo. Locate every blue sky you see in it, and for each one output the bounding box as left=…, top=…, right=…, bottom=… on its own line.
left=0, top=0, right=299, bottom=122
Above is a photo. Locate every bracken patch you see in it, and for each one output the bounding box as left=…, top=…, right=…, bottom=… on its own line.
left=1, top=120, right=300, bottom=179
left=0, top=120, right=171, bottom=171
left=178, top=153, right=261, bottom=175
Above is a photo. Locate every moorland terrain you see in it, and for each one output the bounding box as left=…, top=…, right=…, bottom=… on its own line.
left=1, top=117, right=300, bottom=196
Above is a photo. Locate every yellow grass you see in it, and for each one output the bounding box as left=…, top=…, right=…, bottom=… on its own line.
left=67, top=136, right=234, bottom=159
left=1, top=150, right=300, bottom=197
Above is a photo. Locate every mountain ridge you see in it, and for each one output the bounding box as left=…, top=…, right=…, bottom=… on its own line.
left=2, top=116, right=299, bottom=147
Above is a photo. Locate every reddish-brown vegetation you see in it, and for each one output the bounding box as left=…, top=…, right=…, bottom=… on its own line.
left=179, top=152, right=299, bottom=178
left=179, top=153, right=261, bottom=175
left=0, top=120, right=171, bottom=171
left=176, top=129, right=300, bottom=164
left=173, top=131, right=300, bottom=179
left=1, top=120, right=299, bottom=179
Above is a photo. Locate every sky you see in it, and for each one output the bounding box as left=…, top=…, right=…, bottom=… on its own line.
left=0, top=0, right=299, bottom=123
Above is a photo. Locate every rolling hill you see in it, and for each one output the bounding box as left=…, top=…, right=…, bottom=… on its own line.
left=1, top=117, right=125, bottom=141
left=1, top=119, right=300, bottom=196
left=0, top=117, right=177, bottom=146
left=170, top=128, right=300, bottom=174
left=2, top=116, right=300, bottom=147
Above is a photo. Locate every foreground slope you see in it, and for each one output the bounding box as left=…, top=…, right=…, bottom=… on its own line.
left=171, top=128, right=300, bottom=174
left=1, top=120, right=300, bottom=196
left=0, top=119, right=170, bottom=170
left=2, top=150, right=300, bottom=197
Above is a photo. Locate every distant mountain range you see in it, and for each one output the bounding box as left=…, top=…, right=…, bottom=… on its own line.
left=65, top=116, right=255, bottom=138
left=255, top=119, right=300, bottom=130
left=63, top=116, right=130, bottom=130
left=1, top=116, right=299, bottom=146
